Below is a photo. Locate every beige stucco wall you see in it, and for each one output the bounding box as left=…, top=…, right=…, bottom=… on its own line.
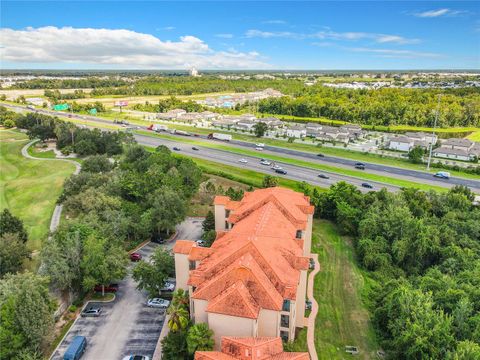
left=304, top=213, right=313, bottom=256
left=295, top=270, right=307, bottom=328
left=193, top=299, right=208, bottom=324
left=214, top=204, right=226, bottom=231
left=174, top=253, right=190, bottom=291
left=258, top=309, right=279, bottom=337
left=207, top=313, right=256, bottom=350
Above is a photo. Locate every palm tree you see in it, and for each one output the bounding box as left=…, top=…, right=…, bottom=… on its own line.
left=167, top=304, right=189, bottom=332
left=172, top=289, right=189, bottom=310
left=187, top=323, right=214, bottom=355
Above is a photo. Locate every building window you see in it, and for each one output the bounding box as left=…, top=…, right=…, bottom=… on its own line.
left=281, top=314, right=290, bottom=328
left=282, top=299, right=290, bottom=312
left=296, top=230, right=303, bottom=238
left=280, top=330, right=289, bottom=342
left=189, top=261, right=196, bottom=270
left=225, top=221, right=229, bottom=229
left=225, top=210, right=230, bottom=218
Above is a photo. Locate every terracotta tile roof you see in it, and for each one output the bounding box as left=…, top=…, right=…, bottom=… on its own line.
left=173, top=240, right=196, bottom=254
left=195, top=337, right=309, bottom=360
left=189, top=187, right=313, bottom=319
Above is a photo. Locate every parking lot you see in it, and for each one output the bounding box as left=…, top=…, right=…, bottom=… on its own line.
left=51, top=242, right=165, bottom=360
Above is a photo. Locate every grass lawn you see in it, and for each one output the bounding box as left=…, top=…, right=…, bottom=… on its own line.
left=27, top=145, right=57, bottom=159
left=310, top=219, right=378, bottom=359
left=467, top=131, right=480, bottom=141
left=138, top=131, right=449, bottom=191
left=0, top=130, right=76, bottom=251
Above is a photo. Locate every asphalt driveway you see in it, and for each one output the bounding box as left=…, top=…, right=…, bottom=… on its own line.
left=51, top=242, right=164, bottom=360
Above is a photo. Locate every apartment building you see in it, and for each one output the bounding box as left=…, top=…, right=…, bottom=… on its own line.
left=195, top=336, right=309, bottom=359
left=174, top=187, right=314, bottom=348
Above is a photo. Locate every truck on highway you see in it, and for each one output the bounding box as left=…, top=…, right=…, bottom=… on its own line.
left=173, top=129, right=191, bottom=136
left=255, top=143, right=265, bottom=147
left=208, top=133, right=232, bottom=141
left=434, top=171, right=451, bottom=179
left=147, top=124, right=168, bottom=132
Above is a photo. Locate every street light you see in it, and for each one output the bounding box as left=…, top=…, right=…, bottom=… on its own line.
left=426, top=94, right=441, bottom=171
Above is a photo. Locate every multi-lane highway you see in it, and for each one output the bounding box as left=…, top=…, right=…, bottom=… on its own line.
left=3, top=102, right=480, bottom=193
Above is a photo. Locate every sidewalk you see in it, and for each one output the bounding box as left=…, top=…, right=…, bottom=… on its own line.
left=306, top=254, right=320, bottom=360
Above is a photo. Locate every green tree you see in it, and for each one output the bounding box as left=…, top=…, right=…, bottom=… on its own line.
left=132, top=248, right=174, bottom=297
left=187, top=323, right=214, bottom=355
left=408, top=145, right=425, bottom=164
left=202, top=230, right=216, bottom=247
left=262, top=175, right=279, bottom=188
left=81, top=155, right=114, bottom=173
left=253, top=122, right=268, bottom=137
left=161, top=330, right=188, bottom=360
left=0, top=272, right=55, bottom=358
left=171, top=289, right=190, bottom=310
left=81, top=234, right=128, bottom=296
left=167, top=304, right=190, bottom=332
left=202, top=211, right=215, bottom=232
left=0, top=233, right=30, bottom=277
left=3, top=119, right=15, bottom=128
left=149, top=187, right=187, bottom=236
left=0, top=209, right=28, bottom=243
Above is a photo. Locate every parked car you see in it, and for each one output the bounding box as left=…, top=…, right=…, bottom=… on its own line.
left=305, top=300, right=312, bottom=311
left=172, top=147, right=181, bottom=151
left=81, top=306, right=102, bottom=317
left=260, top=160, right=271, bottom=166
left=275, top=169, right=287, bottom=175
left=192, top=147, right=199, bottom=151
left=196, top=239, right=206, bottom=247
left=361, top=183, right=373, bottom=189
left=94, top=284, right=118, bottom=293
left=238, top=158, right=248, bottom=163
left=63, top=336, right=87, bottom=360
left=130, top=252, right=142, bottom=262
left=316, top=153, right=325, bottom=157
left=122, top=356, right=150, bottom=360
left=318, top=174, right=329, bottom=179
left=147, top=298, right=170, bottom=308
left=151, top=236, right=165, bottom=244
left=159, top=281, right=175, bottom=292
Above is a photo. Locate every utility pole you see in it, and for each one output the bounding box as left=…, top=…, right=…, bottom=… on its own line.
left=426, top=94, right=441, bottom=171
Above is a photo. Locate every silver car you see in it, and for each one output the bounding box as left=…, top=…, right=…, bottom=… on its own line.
left=147, top=298, right=170, bottom=308
left=81, top=306, right=102, bottom=317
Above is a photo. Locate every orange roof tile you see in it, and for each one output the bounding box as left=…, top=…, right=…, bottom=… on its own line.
left=206, top=281, right=259, bottom=319
left=189, top=187, right=314, bottom=320
left=173, top=240, right=196, bottom=254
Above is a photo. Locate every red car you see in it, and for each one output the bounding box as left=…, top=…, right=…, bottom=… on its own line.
left=94, top=284, right=118, bottom=293
left=130, top=252, right=142, bottom=262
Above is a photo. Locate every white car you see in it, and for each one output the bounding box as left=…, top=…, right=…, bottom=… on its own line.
left=159, top=281, right=175, bottom=292
left=238, top=158, right=248, bottom=163
left=147, top=298, right=170, bottom=308
left=255, top=143, right=265, bottom=147
left=260, top=160, right=272, bottom=166
left=196, top=239, right=206, bottom=247
left=255, top=147, right=264, bottom=151
left=122, top=356, right=150, bottom=360
left=271, top=165, right=282, bottom=170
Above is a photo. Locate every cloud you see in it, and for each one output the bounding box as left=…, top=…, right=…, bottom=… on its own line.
left=163, top=26, right=176, bottom=31
left=348, top=47, right=443, bottom=59
left=414, top=8, right=467, bottom=18
left=215, top=33, right=234, bottom=38
left=0, top=26, right=270, bottom=69
left=262, top=20, right=287, bottom=24
left=245, top=29, right=419, bottom=44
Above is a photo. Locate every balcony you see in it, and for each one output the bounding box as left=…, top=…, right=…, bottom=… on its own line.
left=281, top=314, right=290, bottom=328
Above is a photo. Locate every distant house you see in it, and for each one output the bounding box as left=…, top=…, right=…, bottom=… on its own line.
left=286, top=125, right=307, bottom=138
left=341, top=124, right=364, bottom=139
left=260, top=117, right=283, bottom=129
left=434, top=138, right=480, bottom=161
left=235, top=119, right=257, bottom=131
left=442, top=138, right=474, bottom=151
left=306, top=123, right=323, bottom=137
left=169, top=109, right=187, bottom=118
left=433, top=146, right=472, bottom=161
left=388, top=136, right=414, bottom=152
left=405, top=132, right=437, bottom=147
left=25, top=97, right=45, bottom=106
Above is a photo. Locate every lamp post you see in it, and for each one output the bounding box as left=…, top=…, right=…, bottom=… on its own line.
left=426, top=95, right=441, bottom=171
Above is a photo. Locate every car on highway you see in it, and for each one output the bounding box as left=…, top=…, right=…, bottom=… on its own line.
left=147, top=298, right=170, bottom=309
left=361, top=183, right=373, bottom=189
left=355, top=164, right=365, bottom=170
left=159, top=281, right=175, bottom=292
left=255, top=143, right=265, bottom=147
left=255, top=147, right=264, bottom=151
left=94, top=284, right=118, bottom=293
left=355, top=162, right=365, bottom=166
left=271, top=164, right=282, bottom=170
left=130, top=252, right=142, bottom=262
left=172, top=147, right=181, bottom=151
left=122, top=355, right=150, bottom=360
left=316, top=153, right=325, bottom=157
left=193, top=134, right=200, bottom=137
left=275, top=169, right=287, bottom=175
left=434, top=171, right=451, bottom=179
left=238, top=158, right=248, bottom=163
left=260, top=160, right=272, bottom=166
left=318, top=174, right=330, bottom=179
left=81, top=306, right=102, bottom=317
left=192, top=147, right=199, bottom=151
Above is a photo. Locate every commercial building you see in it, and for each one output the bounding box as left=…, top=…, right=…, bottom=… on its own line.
left=174, top=187, right=314, bottom=348
left=195, top=336, right=309, bottom=359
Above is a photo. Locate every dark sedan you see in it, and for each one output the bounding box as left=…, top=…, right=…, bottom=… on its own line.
left=318, top=174, right=330, bottom=179
left=275, top=169, right=288, bottom=175
left=361, top=183, right=373, bottom=189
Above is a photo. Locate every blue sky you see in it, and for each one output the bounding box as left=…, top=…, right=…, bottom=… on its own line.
left=1, top=1, right=479, bottom=70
